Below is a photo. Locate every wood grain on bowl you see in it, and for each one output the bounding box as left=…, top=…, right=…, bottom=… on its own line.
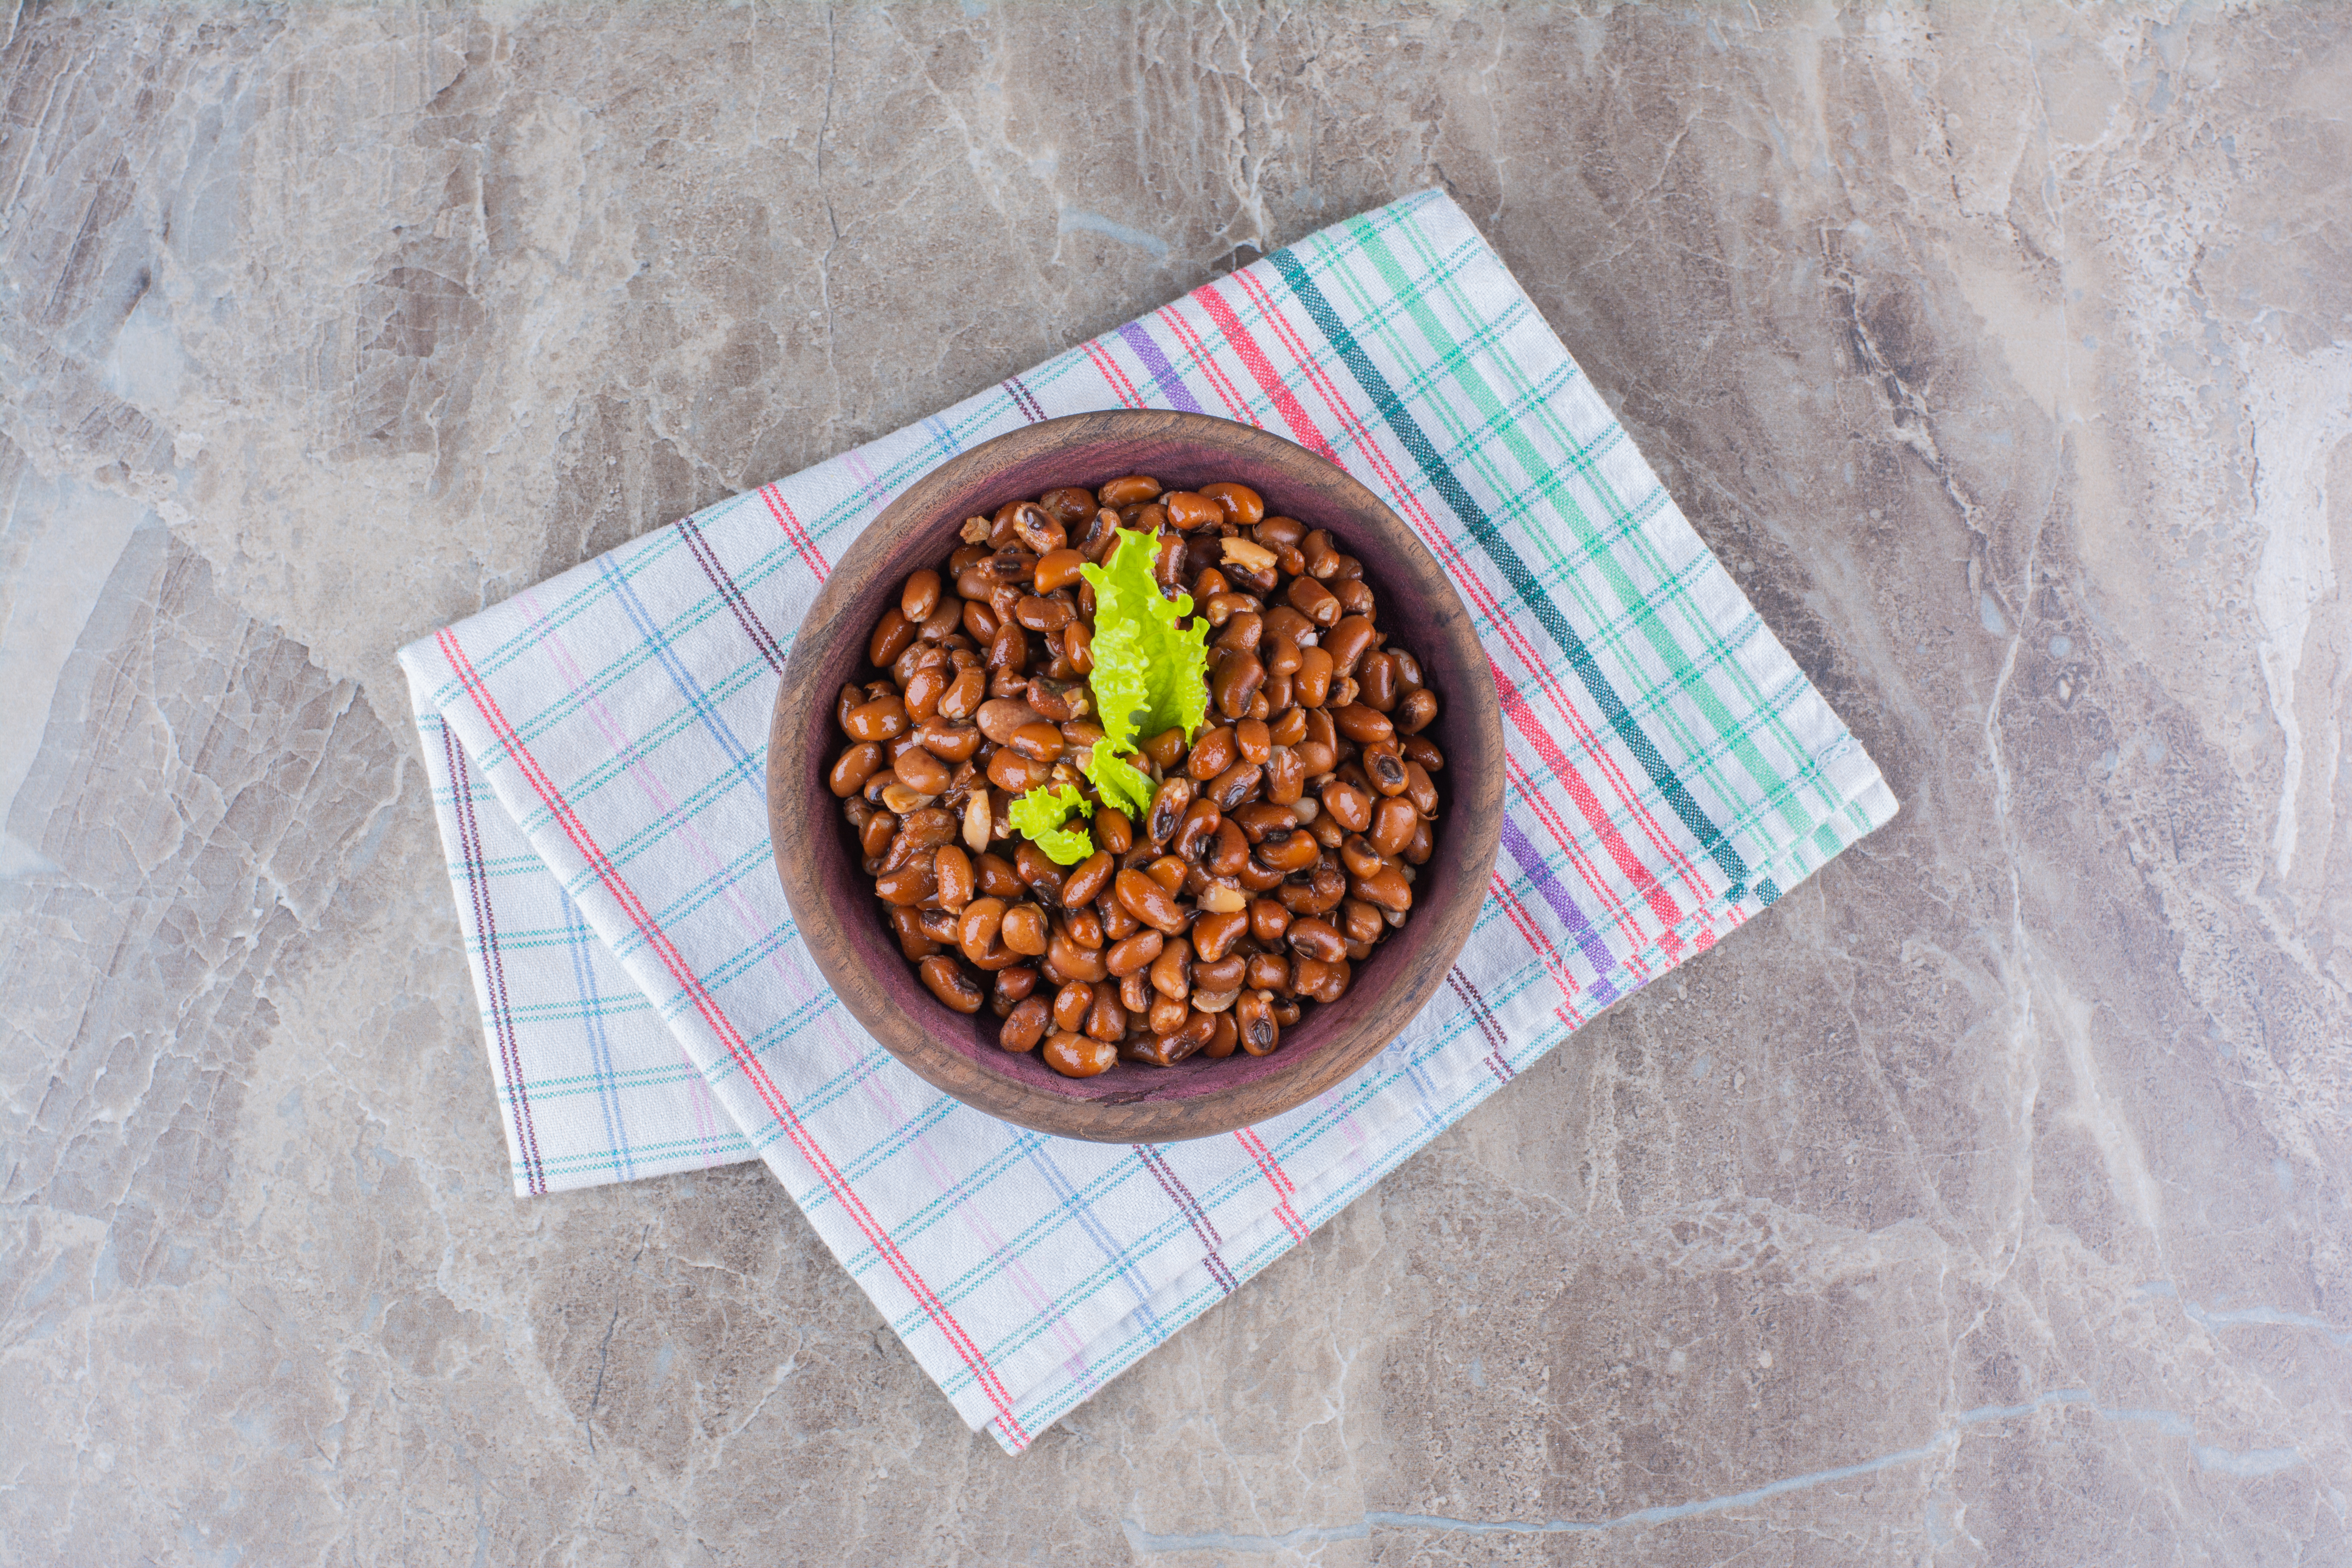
left=769, top=410, right=1502, bottom=1143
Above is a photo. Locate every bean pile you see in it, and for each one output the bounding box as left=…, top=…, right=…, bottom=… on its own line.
left=830, top=476, right=1444, bottom=1079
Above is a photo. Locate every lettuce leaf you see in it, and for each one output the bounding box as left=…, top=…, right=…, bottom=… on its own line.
left=1081, top=740, right=1156, bottom=818
left=1008, top=783, right=1094, bottom=864
left=1080, top=529, right=1210, bottom=753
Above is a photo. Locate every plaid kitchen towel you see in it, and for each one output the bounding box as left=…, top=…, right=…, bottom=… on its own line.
left=400, top=189, right=1896, bottom=1452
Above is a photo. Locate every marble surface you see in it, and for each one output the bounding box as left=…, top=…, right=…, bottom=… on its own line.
left=4, top=2, right=2348, bottom=1561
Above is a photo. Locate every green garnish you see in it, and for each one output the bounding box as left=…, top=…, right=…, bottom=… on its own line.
left=1080, top=530, right=1210, bottom=754
left=1008, top=783, right=1094, bottom=864
left=1005, top=529, right=1209, bottom=861
left=1082, top=740, right=1156, bottom=818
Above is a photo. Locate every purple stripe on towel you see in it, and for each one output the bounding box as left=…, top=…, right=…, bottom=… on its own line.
left=1118, top=320, right=1205, bottom=415
left=1499, top=814, right=1619, bottom=1005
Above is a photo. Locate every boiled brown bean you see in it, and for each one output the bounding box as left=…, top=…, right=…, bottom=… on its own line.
left=901, top=568, right=943, bottom=621
left=1340, top=898, right=1385, bottom=946
left=1013, top=841, right=1065, bottom=897
left=958, top=897, right=1008, bottom=962
left=903, top=663, right=948, bottom=722
left=1321, top=780, right=1373, bottom=834
left=1100, top=891, right=1138, bottom=940
left=1230, top=802, right=1296, bottom=842
left=1047, top=928, right=1109, bottom=983
left=1249, top=897, right=1292, bottom=945
left=1209, top=761, right=1262, bottom=813
left=1141, top=726, right=1188, bottom=769
left=1120, top=969, right=1153, bottom=1014
left=1333, top=704, right=1395, bottom=745
left=935, top=845, right=975, bottom=911
left=1371, top=795, right=1419, bottom=858
left=1051, top=981, right=1092, bottom=1033
left=1323, top=616, right=1378, bottom=676
left=1237, top=852, right=1288, bottom=893
left=1145, top=776, right=1194, bottom=846
left=1106, top=929, right=1163, bottom=976
left=1289, top=916, right=1347, bottom=962
left=1192, top=908, right=1249, bottom=962
left=1212, top=652, right=1265, bottom=719
left=1000, top=902, right=1049, bottom=956
left=1246, top=952, right=1291, bottom=994
left=1298, top=956, right=1351, bottom=1003
left=870, top=609, right=916, bottom=668
left=1062, top=904, right=1104, bottom=949
left=1207, top=818, right=1251, bottom=878
left=1061, top=850, right=1114, bottom=909
left=1202, top=1012, right=1241, bottom=1059
left=1095, top=807, right=1134, bottom=855
left=977, top=853, right=1024, bottom=899
left=918, top=956, right=983, bottom=1013
left=1034, top=546, right=1085, bottom=592
left=1007, top=722, right=1064, bottom=762
left=1000, top=996, right=1049, bottom=1051
left=1162, top=491, right=1224, bottom=531
left=1215, top=608, right=1263, bottom=650
left=1396, top=687, right=1439, bottom=735
left=987, top=621, right=1029, bottom=675
left=1153, top=1010, right=1218, bottom=1062
left=1194, top=957, right=1247, bottom=997
left=1098, top=475, right=1162, bottom=506
left=1044, top=1030, right=1116, bottom=1078
left=1287, top=577, right=1341, bottom=627
left=1402, top=762, right=1439, bottom=818
left=1085, top=984, right=1127, bottom=1042
left=1363, top=741, right=1409, bottom=797
left=1354, top=865, right=1413, bottom=912
left=890, top=906, right=938, bottom=960
left=830, top=741, right=884, bottom=797
left=1236, top=992, right=1280, bottom=1056
left=844, top=696, right=909, bottom=742
left=1254, top=828, right=1321, bottom=874
left=938, top=665, right=985, bottom=721
left=1263, top=746, right=1305, bottom=805
left=1200, top=481, right=1264, bottom=527
left=1186, top=726, right=1237, bottom=780
left=875, top=862, right=933, bottom=906
left=1339, top=834, right=1387, bottom=881
left=895, top=745, right=951, bottom=795
left=1147, top=990, right=1190, bottom=1036
left=1175, top=799, right=1221, bottom=862
left=1012, top=594, right=1071, bottom=632
left=987, top=749, right=1054, bottom=794
left=1115, top=869, right=1187, bottom=933
left=913, top=719, right=981, bottom=764
left=1150, top=935, right=1192, bottom=998
left=1294, top=645, right=1334, bottom=708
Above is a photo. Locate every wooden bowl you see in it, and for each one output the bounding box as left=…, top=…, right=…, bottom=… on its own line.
left=768, top=410, right=1502, bottom=1142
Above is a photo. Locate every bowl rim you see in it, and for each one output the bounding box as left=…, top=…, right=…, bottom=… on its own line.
left=767, top=409, right=1503, bottom=1142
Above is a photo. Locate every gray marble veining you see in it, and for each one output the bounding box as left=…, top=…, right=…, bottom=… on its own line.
left=3, top=3, right=2347, bottom=1562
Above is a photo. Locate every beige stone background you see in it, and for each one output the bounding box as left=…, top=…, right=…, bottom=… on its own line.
left=4, top=1, right=2348, bottom=1562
